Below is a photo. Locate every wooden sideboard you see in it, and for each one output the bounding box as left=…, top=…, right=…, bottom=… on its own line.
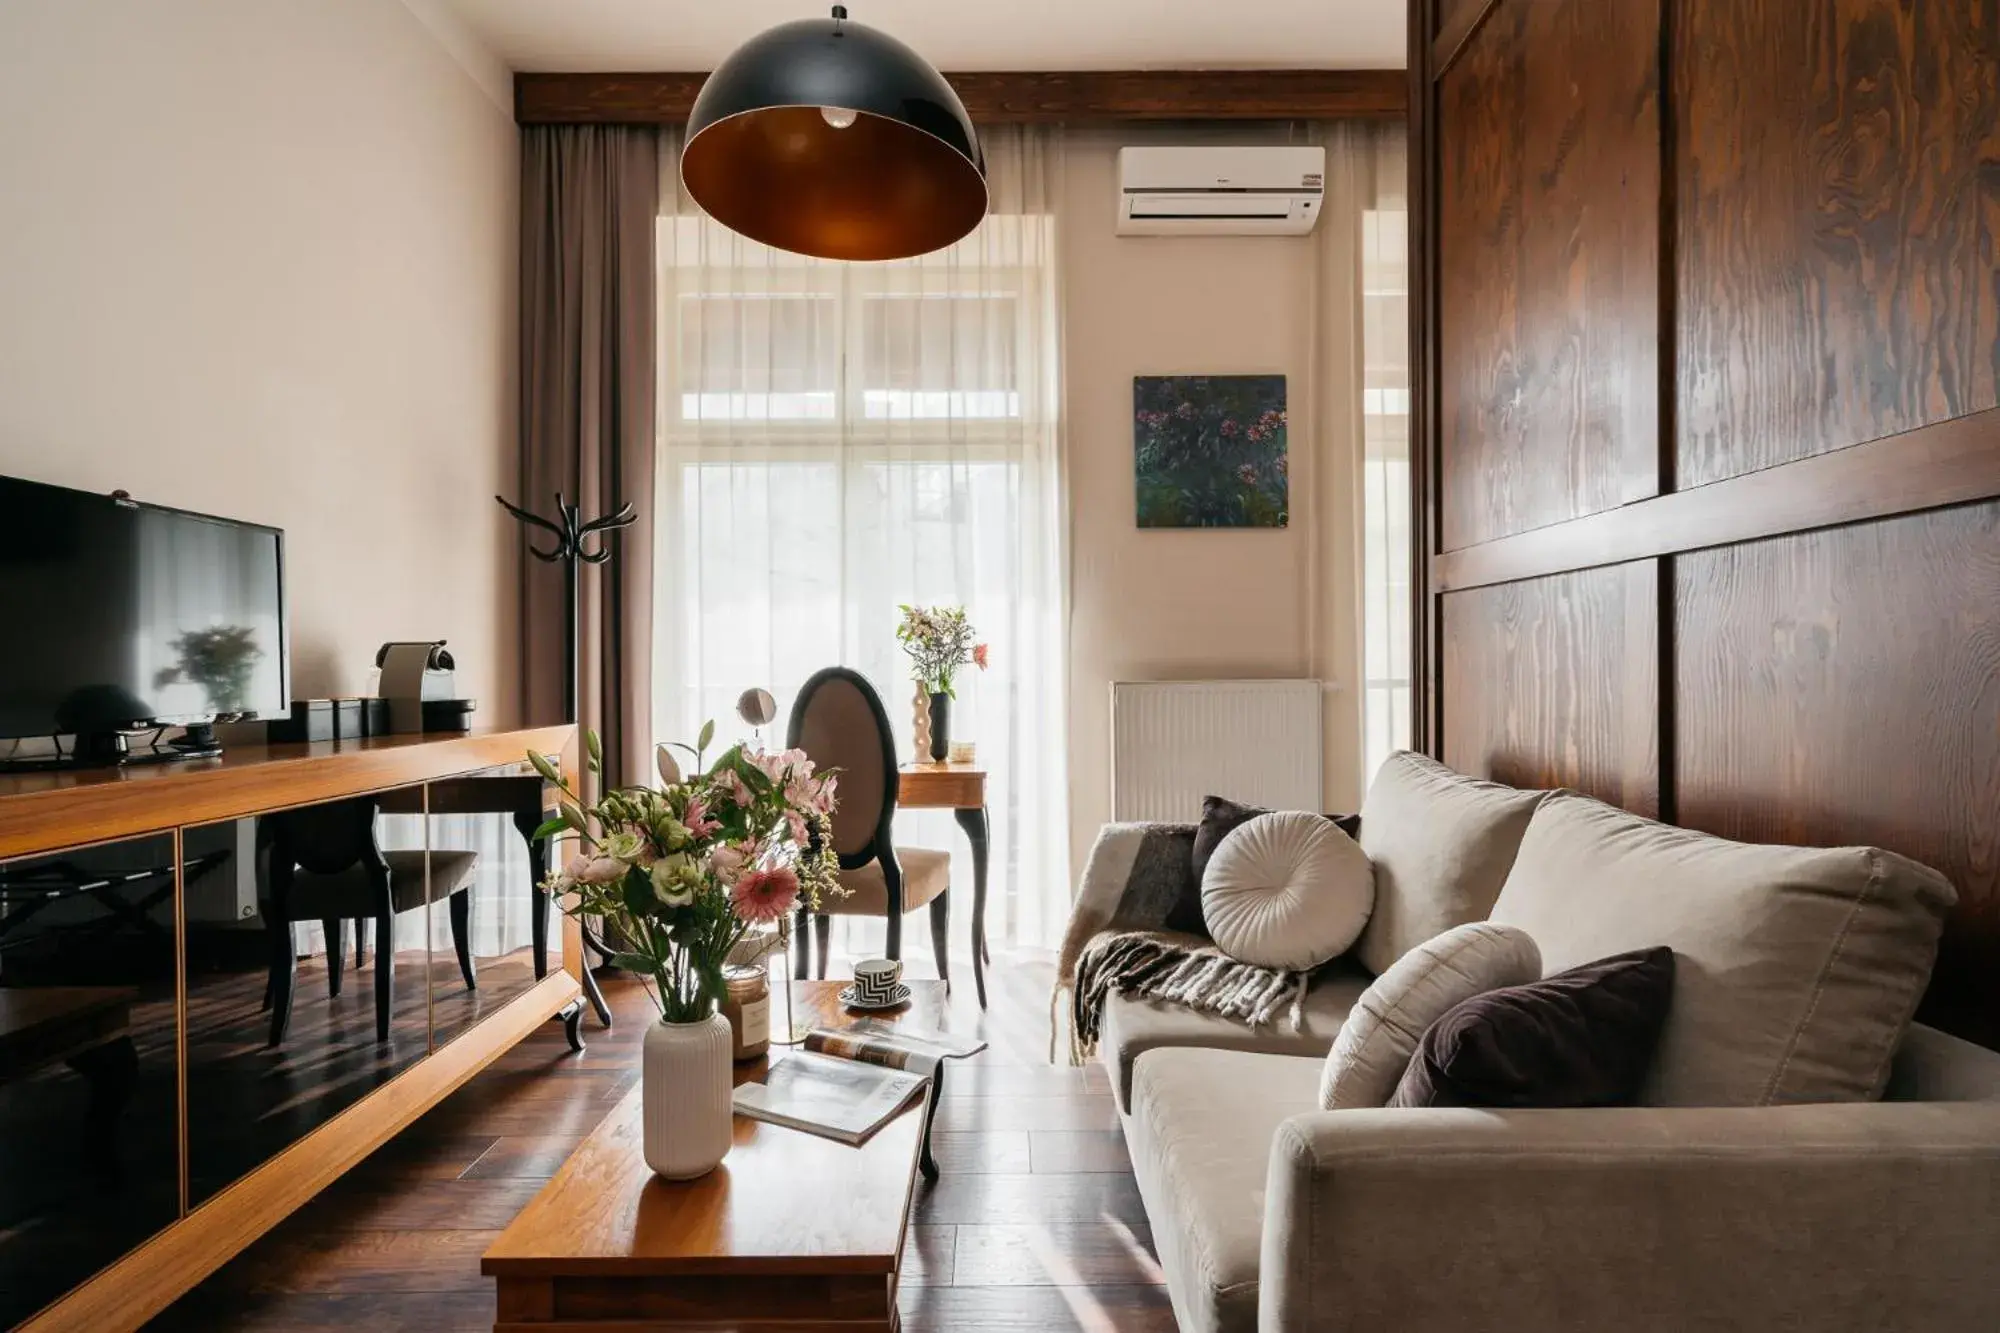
left=0, top=726, right=580, bottom=1332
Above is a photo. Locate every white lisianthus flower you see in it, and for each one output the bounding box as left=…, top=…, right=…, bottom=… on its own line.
left=655, top=813, right=691, bottom=851
left=600, top=829, right=647, bottom=863
left=650, top=853, right=696, bottom=907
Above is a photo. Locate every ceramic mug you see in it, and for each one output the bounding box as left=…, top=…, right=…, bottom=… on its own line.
left=854, top=957, right=904, bottom=1004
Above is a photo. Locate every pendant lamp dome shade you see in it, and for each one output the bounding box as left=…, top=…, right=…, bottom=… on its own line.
left=681, top=6, right=987, bottom=261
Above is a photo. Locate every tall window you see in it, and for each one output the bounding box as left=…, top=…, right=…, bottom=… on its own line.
left=652, top=129, right=1069, bottom=951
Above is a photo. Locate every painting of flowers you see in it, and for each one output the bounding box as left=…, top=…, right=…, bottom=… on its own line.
left=1133, top=374, right=1289, bottom=528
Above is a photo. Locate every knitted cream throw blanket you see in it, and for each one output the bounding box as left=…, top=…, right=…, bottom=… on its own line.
left=1050, top=822, right=1307, bottom=1062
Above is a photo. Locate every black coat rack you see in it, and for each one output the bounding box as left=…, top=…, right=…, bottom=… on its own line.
left=497, top=493, right=638, bottom=725
left=497, top=492, right=638, bottom=1033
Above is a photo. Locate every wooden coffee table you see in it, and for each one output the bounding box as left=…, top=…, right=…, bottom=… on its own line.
left=482, top=979, right=950, bottom=1332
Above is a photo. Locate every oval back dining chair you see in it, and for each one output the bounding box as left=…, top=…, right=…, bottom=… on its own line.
left=785, top=667, right=952, bottom=985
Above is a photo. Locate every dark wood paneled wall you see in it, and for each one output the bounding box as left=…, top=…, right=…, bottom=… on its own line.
left=1441, top=561, right=1660, bottom=815
left=1436, top=0, right=1660, bottom=549
left=1411, top=0, right=2000, bottom=1046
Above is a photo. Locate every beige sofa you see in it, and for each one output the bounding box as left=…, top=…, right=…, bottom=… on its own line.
left=1086, top=757, right=2000, bottom=1333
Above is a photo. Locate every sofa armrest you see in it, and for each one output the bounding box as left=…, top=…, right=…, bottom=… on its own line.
left=1260, top=1103, right=2000, bottom=1333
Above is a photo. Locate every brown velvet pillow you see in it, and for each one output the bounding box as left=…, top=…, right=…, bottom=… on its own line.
left=1167, top=796, right=1362, bottom=937
left=1389, top=946, right=1676, bottom=1109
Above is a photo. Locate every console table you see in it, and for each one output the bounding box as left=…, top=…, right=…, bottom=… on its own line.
left=897, top=762, right=990, bottom=1006
left=0, top=726, right=580, bottom=1333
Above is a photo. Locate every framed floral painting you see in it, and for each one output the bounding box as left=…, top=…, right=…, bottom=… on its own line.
left=1132, top=374, right=1289, bottom=528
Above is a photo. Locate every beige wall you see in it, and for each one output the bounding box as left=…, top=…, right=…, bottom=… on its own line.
left=0, top=0, right=521, bottom=717
left=1063, top=127, right=1364, bottom=870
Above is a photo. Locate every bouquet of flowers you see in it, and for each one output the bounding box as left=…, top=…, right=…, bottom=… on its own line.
left=895, top=604, right=990, bottom=697
left=528, top=724, right=841, bottom=1023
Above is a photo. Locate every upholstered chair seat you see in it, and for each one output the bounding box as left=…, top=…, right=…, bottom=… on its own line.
left=825, top=846, right=951, bottom=917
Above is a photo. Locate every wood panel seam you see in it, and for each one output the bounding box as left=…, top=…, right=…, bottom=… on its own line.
left=1433, top=407, right=2000, bottom=591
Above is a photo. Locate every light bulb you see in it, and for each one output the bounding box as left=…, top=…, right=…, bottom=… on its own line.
left=819, top=105, right=858, bottom=130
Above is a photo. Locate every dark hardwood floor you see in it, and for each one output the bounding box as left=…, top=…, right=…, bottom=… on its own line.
left=148, top=949, right=1175, bottom=1332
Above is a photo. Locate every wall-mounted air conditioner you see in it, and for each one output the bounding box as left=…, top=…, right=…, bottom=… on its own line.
left=1116, top=145, right=1325, bottom=237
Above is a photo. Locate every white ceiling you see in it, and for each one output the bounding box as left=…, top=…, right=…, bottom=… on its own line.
left=436, top=0, right=1406, bottom=73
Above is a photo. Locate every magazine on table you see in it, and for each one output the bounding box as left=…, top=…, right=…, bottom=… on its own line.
left=730, top=1021, right=989, bottom=1145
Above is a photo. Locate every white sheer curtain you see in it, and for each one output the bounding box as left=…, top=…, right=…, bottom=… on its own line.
left=1308, top=122, right=1410, bottom=797
left=1351, top=130, right=1411, bottom=787
left=652, top=127, right=1070, bottom=957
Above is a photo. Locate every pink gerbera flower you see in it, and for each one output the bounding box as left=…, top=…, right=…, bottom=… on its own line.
left=972, top=642, right=989, bottom=670
left=730, top=865, right=800, bottom=924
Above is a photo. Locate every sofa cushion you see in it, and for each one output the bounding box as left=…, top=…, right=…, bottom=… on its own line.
left=1490, top=791, right=1957, bottom=1106
left=1201, top=812, right=1374, bottom=969
left=1353, top=751, right=1545, bottom=976
left=1099, top=961, right=1370, bottom=1111
left=1127, top=1047, right=1325, bottom=1333
left=1320, top=921, right=1541, bottom=1110
left=1167, top=796, right=1361, bottom=935
left=1390, top=945, right=1677, bottom=1108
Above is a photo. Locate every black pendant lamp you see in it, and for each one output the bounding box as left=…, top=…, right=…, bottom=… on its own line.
left=681, top=5, right=986, bottom=262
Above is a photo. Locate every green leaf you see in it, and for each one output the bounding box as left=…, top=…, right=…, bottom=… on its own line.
left=531, top=816, right=567, bottom=842
left=622, top=868, right=655, bottom=917
left=608, top=951, right=656, bottom=975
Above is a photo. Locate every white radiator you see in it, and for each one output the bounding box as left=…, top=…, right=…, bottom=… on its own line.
left=1110, top=679, right=1323, bottom=823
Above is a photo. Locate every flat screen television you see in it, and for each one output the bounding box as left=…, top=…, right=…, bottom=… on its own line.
left=0, top=474, right=288, bottom=765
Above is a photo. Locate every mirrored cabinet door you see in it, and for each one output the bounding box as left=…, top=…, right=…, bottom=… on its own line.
left=426, top=765, right=559, bottom=1052
left=0, top=833, right=181, bottom=1328
left=184, top=783, right=431, bottom=1206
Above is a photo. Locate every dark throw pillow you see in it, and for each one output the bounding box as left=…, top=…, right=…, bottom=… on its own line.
left=1165, top=796, right=1362, bottom=937
left=1389, top=946, right=1676, bottom=1109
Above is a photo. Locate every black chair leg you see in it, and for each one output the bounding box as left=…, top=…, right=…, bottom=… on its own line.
left=354, top=916, right=367, bottom=971
left=881, top=854, right=905, bottom=964
left=370, top=861, right=395, bottom=1043
left=814, top=913, right=831, bottom=979
left=928, top=890, right=950, bottom=991
left=322, top=918, right=344, bottom=997
left=265, top=867, right=296, bottom=1047
left=373, top=909, right=394, bottom=1042
left=449, top=889, right=477, bottom=990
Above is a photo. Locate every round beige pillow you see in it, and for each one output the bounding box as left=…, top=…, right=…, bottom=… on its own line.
left=1201, top=811, right=1374, bottom=970
left=1319, top=921, right=1541, bottom=1109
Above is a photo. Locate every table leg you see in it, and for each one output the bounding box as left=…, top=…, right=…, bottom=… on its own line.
left=513, top=804, right=550, bottom=981
left=918, top=1061, right=944, bottom=1182
left=953, top=806, right=989, bottom=1009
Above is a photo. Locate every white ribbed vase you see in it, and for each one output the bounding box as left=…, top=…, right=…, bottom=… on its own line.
left=641, top=1012, right=735, bottom=1180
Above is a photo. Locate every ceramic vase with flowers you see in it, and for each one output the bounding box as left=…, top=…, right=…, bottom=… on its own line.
left=895, top=605, right=990, bottom=762
left=529, top=726, right=840, bottom=1179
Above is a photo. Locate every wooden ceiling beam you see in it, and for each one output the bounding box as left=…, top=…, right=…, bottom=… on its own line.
left=514, top=69, right=1407, bottom=125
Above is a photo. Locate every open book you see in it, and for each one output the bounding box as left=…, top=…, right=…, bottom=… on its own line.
left=731, top=1022, right=988, bottom=1145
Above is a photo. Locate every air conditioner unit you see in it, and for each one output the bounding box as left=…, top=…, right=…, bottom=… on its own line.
left=1117, top=145, right=1326, bottom=237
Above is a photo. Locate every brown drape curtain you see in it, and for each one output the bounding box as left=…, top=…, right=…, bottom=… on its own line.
left=519, top=125, right=658, bottom=790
